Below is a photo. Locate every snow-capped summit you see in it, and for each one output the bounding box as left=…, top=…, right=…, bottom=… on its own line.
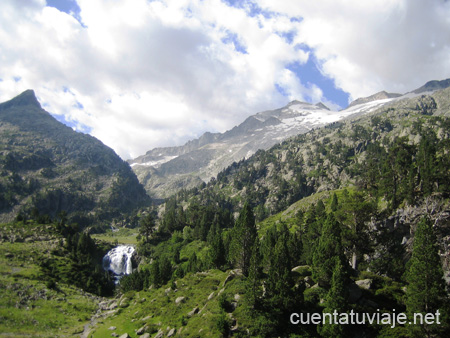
left=128, top=79, right=450, bottom=199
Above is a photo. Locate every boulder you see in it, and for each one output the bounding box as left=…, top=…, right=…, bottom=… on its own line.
left=136, top=325, right=147, bottom=335
left=187, top=307, right=199, bottom=317
left=356, top=279, right=373, bottom=290
left=167, top=328, right=175, bottom=337
left=119, top=334, right=130, bottom=338
left=175, top=296, right=185, bottom=305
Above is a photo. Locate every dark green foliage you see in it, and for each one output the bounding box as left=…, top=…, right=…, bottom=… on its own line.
left=40, top=225, right=114, bottom=296
left=406, top=217, right=449, bottom=337
left=312, top=213, right=345, bottom=287
left=247, top=241, right=262, bottom=307
left=0, top=90, right=150, bottom=225
left=229, top=202, right=257, bottom=276
left=209, top=228, right=226, bottom=269
left=139, top=211, right=156, bottom=243
left=335, top=189, right=376, bottom=270
left=318, top=257, right=349, bottom=338
left=119, top=269, right=148, bottom=293
left=216, top=311, right=230, bottom=337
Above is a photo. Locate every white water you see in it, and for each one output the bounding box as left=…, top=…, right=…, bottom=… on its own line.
left=102, top=245, right=135, bottom=277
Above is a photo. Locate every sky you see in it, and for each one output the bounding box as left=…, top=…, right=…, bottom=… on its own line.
left=1, top=0, right=450, bottom=159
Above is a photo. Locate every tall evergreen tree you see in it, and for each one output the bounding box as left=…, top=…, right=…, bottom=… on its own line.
left=209, top=228, right=226, bottom=269
left=406, top=217, right=449, bottom=338
left=230, top=202, right=257, bottom=276
left=318, top=257, right=349, bottom=338
left=406, top=217, right=449, bottom=337
left=247, top=241, right=262, bottom=308
left=312, top=213, right=344, bottom=287
left=139, top=212, right=156, bottom=243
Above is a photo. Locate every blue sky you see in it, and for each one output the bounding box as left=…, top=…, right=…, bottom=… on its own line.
left=1, top=0, right=449, bottom=159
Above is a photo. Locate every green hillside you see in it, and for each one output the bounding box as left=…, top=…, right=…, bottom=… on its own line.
left=1, top=88, right=450, bottom=337
left=0, top=90, right=150, bottom=227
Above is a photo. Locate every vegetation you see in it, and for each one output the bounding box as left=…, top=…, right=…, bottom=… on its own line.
left=2, top=89, right=450, bottom=336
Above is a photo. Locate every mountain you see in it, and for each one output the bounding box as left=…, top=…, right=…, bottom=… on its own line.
left=97, top=86, right=450, bottom=337
left=3, top=84, right=450, bottom=338
left=346, top=90, right=402, bottom=108
left=129, top=79, right=450, bottom=199
left=412, top=78, right=450, bottom=94
left=0, top=90, right=150, bottom=226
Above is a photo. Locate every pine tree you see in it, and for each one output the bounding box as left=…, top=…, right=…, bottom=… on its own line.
left=330, top=193, right=338, bottom=212
left=318, top=257, right=348, bottom=338
left=139, top=212, right=156, bottom=243
left=265, top=228, right=294, bottom=311
left=210, top=229, right=226, bottom=269
left=247, top=241, right=262, bottom=308
left=230, top=202, right=257, bottom=276
left=312, top=213, right=343, bottom=287
left=406, top=217, right=449, bottom=338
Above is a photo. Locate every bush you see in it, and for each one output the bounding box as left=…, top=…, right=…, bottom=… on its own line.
left=216, top=311, right=230, bottom=337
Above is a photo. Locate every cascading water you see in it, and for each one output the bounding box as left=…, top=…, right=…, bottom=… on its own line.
left=103, top=245, right=135, bottom=283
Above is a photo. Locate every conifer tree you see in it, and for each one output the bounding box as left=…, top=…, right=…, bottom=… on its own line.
left=330, top=192, right=338, bottom=212
left=312, top=213, right=344, bottom=287
left=230, top=202, right=257, bottom=276
left=318, top=257, right=348, bottom=338
left=265, top=228, right=294, bottom=311
left=247, top=241, right=262, bottom=308
left=406, top=217, right=449, bottom=338
left=210, top=228, right=226, bottom=269
left=139, top=212, right=155, bottom=243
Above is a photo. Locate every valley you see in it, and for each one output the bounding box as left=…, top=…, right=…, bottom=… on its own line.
left=1, top=80, right=450, bottom=337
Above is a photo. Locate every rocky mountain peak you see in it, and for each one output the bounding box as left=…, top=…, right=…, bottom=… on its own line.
left=0, top=89, right=41, bottom=111
left=347, top=90, right=402, bottom=109
left=412, top=78, right=450, bottom=94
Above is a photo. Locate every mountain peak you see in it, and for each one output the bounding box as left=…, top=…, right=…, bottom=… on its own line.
left=412, top=78, right=450, bottom=94
left=347, top=90, right=402, bottom=109
left=0, top=89, right=41, bottom=110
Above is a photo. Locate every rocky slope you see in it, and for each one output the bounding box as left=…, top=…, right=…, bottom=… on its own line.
left=130, top=79, right=450, bottom=199
left=0, top=90, right=150, bottom=226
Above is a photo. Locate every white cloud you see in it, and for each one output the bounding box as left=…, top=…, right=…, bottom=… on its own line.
left=256, top=0, right=450, bottom=100
left=1, top=0, right=449, bottom=159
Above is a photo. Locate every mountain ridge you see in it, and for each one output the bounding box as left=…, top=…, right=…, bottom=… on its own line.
left=0, top=90, right=150, bottom=226
left=129, top=78, right=450, bottom=199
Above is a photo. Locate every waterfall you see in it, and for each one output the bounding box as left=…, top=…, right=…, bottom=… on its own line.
left=102, top=245, right=135, bottom=281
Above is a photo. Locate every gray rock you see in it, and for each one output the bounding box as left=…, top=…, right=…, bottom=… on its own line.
left=108, top=326, right=117, bottom=330
left=207, top=292, right=215, bottom=300
left=141, top=334, right=150, bottom=338
left=119, top=334, right=131, bottom=338
left=356, top=279, right=373, bottom=290
left=119, top=297, right=130, bottom=308
left=187, top=307, right=199, bottom=317
left=108, top=301, right=118, bottom=310
left=167, top=328, right=175, bottom=337
left=154, top=329, right=164, bottom=338
left=136, top=325, right=147, bottom=335
left=175, top=296, right=185, bottom=305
